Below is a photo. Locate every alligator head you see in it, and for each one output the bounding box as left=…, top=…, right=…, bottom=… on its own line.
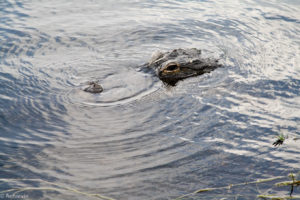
left=148, top=48, right=221, bottom=85
left=83, top=48, right=221, bottom=93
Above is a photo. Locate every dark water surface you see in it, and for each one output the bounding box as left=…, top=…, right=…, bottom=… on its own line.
left=0, top=0, right=299, bottom=199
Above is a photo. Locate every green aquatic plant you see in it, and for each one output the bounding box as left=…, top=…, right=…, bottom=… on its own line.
left=173, top=172, right=300, bottom=200
left=173, top=176, right=285, bottom=200
left=257, top=172, right=300, bottom=199
left=293, top=137, right=300, bottom=141
left=273, top=133, right=287, bottom=147
left=275, top=173, right=300, bottom=197
left=257, top=194, right=300, bottom=199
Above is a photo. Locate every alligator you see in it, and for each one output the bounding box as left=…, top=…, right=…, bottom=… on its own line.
left=83, top=48, right=221, bottom=93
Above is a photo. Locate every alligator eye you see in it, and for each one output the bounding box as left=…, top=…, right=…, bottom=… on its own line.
left=161, top=62, right=180, bottom=74
left=166, top=64, right=178, bottom=71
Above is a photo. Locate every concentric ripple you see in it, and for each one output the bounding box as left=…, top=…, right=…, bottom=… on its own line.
left=0, top=0, right=299, bottom=200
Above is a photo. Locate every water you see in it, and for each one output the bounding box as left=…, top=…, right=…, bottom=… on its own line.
left=0, top=0, right=299, bottom=199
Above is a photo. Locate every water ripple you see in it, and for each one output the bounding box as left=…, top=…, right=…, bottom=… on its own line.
left=0, top=0, right=299, bottom=199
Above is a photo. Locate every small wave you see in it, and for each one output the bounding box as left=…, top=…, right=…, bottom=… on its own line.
left=66, top=67, right=161, bottom=107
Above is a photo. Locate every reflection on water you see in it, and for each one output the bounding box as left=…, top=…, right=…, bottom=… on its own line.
left=0, top=0, right=299, bottom=199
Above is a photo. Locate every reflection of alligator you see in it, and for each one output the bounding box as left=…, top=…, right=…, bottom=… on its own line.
left=84, top=48, right=221, bottom=93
